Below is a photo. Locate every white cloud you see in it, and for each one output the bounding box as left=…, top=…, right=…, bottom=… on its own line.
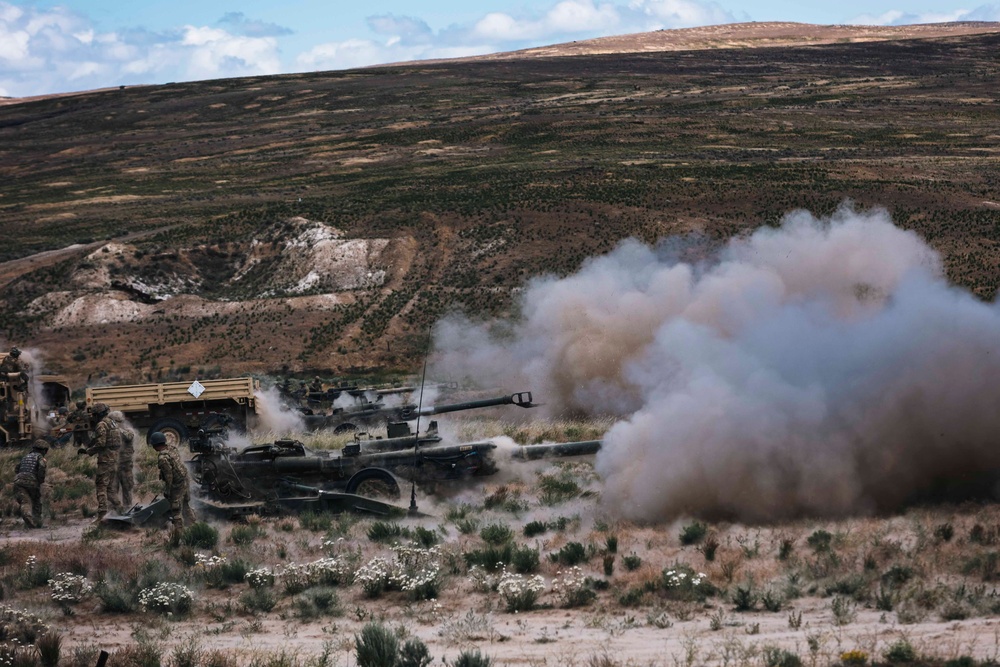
left=850, top=4, right=1000, bottom=24
left=0, top=2, right=283, bottom=96
left=472, top=0, right=622, bottom=41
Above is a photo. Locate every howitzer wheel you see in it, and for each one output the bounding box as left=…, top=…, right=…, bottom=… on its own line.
left=346, top=468, right=400, bottom=500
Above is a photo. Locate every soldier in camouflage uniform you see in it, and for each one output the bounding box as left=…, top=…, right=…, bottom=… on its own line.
left=149, top=431, right=196, bottom=532
left=0, top=347, right=28, bottom=374
left=80, top=402, right=122, bottom=520
left=14, top=440, right=48, bottom=529
left=107, top=411, right=136, bottom=509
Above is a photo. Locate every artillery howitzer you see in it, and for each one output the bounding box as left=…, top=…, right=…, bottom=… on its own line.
left=302, top=390, right=536, bottom=433
left=188, top=413, right=603, bottom=512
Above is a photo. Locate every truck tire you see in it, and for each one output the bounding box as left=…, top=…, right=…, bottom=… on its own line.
left=147, top=418, right=189, bottom=448
left=333, top=422, right=357, bottom=434
left=346, top=468, right=400, bottom=499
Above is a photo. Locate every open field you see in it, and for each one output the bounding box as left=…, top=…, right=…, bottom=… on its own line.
left=1, top=25, right=999, bottom=382
left=3, top=417, right=1000, bottom=666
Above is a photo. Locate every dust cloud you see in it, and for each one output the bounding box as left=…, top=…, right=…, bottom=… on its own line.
left=254, top=387, right=305, bottom=435
left=431, top=205, right=1000, bottom=522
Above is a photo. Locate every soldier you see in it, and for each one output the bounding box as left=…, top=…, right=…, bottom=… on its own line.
left=48, top=406, right=73, bottom=447
left=149, top=431, right=196, bottom=534
left=67, top=400, right=93, bottom=448
left=13, top=439, right=48, bottom=529
left=106, top=411, right=136, bottom=510
left=0, top=347, right=27, bottom=374
left=79, top=402, right=122, bottom=521
left=309, top=376, right=323, bottom=393
left=0, top=347, right=29, bottom=391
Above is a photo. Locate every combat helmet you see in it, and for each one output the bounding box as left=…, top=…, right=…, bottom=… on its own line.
left=32, top=439, right=49, bottom=452
left=9, top=347, right=20, bottom=357
left=149, top=431, right=167, bottom=448
left=92, top=402, right=110, bottom=418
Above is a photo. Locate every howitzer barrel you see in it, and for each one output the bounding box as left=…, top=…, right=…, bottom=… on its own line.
left=415, top=391, right=535, bottom=417
left=511, top=440, right=603, bottom=460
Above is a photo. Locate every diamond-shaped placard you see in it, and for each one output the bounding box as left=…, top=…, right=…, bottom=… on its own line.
left=188, top=380, right=205, bottom=398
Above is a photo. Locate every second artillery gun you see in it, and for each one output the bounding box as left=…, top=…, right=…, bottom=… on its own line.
left=302, top=390, right=536, bottom=434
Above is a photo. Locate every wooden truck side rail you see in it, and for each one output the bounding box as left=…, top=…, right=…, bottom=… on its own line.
left=85, top=377, right=261, bottom=446
left=86, top=377, right=259, bottom=412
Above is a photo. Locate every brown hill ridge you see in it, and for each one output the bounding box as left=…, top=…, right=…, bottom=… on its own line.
left=421, top=20, right=1000, bottom=62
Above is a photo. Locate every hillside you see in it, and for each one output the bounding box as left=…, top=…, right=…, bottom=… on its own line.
left=1, top=22, right=999, bottom=385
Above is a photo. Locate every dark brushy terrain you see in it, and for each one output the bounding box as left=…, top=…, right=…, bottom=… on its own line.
left=1, top=23, right=999, bottom=382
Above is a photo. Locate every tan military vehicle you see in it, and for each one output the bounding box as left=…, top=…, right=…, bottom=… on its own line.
left=86, top=377, right=260, bottom=447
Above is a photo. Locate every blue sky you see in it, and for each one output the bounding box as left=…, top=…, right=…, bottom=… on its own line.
left=1, top=0, right=998, bottom=97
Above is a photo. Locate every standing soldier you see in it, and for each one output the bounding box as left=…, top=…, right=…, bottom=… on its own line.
left=67, top=400, right=93, bottom=448
left=0, top=347, right=29, bottom=391
left=106, top=411, right=136, bottom=510
left=79, top=402, right=121, bottom=522
left=0, top=347, right=28, bottom=374
left=14, top=440, right=48, bottom=529
left=149, top=431, right=196, bottom=535
left=309, top=376, right=323, bottom=393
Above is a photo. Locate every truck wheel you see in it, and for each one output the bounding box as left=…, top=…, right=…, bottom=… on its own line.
left=333, top=422, right=357, bottom=434
left=147, top=418, right=189, bottom=448
left=346, top=468, right=400, bottom=499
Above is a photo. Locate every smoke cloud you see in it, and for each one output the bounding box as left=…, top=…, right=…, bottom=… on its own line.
left=431, top=205, right=1000, bottom=522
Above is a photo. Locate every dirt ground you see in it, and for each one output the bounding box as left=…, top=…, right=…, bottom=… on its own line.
left=4, top=471, right=1000, bottom=667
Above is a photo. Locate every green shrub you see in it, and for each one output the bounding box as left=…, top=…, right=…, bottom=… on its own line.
left=523, top=521, right=547, bottom=538
left=36, top=631, right=62, bottom=667
left=300, top=512, right=333, bottom=533
left=412, top=526, right=439, bottom=548
left=806, top=530, right=833, bottom=553
left=452, top=650, right=491, bottom=667
left=538, top=473, right=581, bottom=505
left=622, top=554, right=642, bottom=571
left=112, top=642, right=162, bottom=667
left=510, top=545, right=540, bottom=574
left=679, top=521, right=707, bottom=545
left=368, top=521, right=407, bottom=543
left=355, top=622, right=399, bottom=667
left=464, top=543, right=514, bottom=571
left=203, top=559, right=250, bottom=589
left=399, top=638, right=432, bottom=667
left=456, top=518, right=480, bottom=535
left=240, top=588, right=277, bottom=614
left=294, top=587, right=341, bottom=621
left=762, top=646, right=802, bottom=667
left=230, top=524, right=266, bottom=546
left=181, top=522, right=219, bottom=550
left=882, top=639, right=917, bottom=665
left=732, top=582, right=758, bottom=611
left=96, top=572, right=139, bottom=613
left=617, top=587, right=645, bottom=607
left=480, top=522, right=514, bottom=545
left=550, top=542, right=587, bottom=566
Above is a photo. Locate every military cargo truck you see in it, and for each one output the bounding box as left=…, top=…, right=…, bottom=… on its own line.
left=86, top=377, right=260, bottom=447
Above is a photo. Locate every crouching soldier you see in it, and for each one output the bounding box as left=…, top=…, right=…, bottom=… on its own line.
left=149, top=431, right=196, bottom=535
left=107, top=411, right=136, bottom=510
left=14, top=440, right=48, bottom=529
